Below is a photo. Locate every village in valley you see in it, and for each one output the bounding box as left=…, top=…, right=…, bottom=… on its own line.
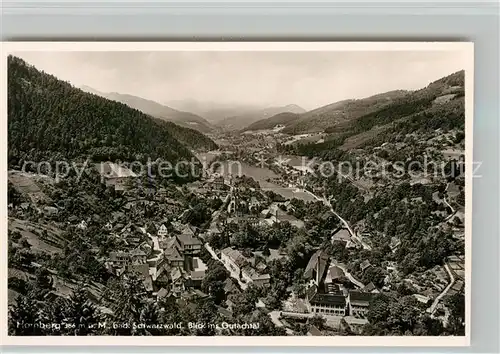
left=8, top=130, right=466, bottom=336
left=7, top=53, right=466, bottom=337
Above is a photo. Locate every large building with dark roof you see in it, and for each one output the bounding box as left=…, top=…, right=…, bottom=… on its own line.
left=308, top=291, right=347, bottom=317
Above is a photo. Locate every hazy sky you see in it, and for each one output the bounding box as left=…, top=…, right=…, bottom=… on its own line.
left=16, top=50, right=467, bottom=110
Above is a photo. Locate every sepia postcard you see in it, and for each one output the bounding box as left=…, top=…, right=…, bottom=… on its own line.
left=1, top=42, right=473, bottom=347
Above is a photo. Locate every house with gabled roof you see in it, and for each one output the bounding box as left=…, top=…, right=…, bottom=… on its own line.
left=390, top=236, right=401, bottom=253
left=324, top=265, right=345, bottom=293
left=148, top=255, right=169, bottom=281
left=159, top=235, right=180, bottom=251
left=125, top=231, right=143, bottom=247
left=221, top=247, right=248, bottom=279
left=344, top=316, right=369, bottom=334
left=189, top=270, right=205, bottom=283
left=307, top=325, right=323, bottom=336
left=217, top=306, right=234, bottom=320
left=241, top=265, right=270, bottom=287
left=163, top=246, right=184, bottom=268
left=362, top=282, right=380, bottom=294
left=157, top=224, right=169, bottom=238
left=169, top=268, right=186, bottom=295
left=346, top=240, right=358, bottom=249
left=97, top=162, right=138, bottom=191
left=413, top=294, right=430, bottom=304
left=176, top=233, right=202, bottom=256
left=156, top=287, right=169, bottom=300
left=223, top=278, right=241, bottom=296
left=143, top=275, right=154, bottom=292
left=226, top=298, right=236, bottom=312
left=207, top=222, right=222, bottom=237
left=348, top=291, right=373, bottom=319
left=186, top=257, right=207, bottom=288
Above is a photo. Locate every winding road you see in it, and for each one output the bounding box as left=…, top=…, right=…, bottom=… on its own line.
left=442, top=182, right=458, bottom=222
left=443, top=196, right=455, bottom=214
left=427, top=263, right=455, bottom=315
left=442, top=195, right=458, bottom=223
left=305, top=190, right=372, bottom=251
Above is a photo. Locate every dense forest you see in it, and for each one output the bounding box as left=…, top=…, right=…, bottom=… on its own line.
left=159, top=120, right=218, bottom=151
left=7, top=56, right=216, bottom=177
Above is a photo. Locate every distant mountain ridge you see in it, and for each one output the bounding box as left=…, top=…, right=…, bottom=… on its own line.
left=80, top=86, right=215, bottom=134
left=166, top=99, right=261, bottom=123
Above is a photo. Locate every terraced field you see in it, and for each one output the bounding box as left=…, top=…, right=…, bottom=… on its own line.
left=9, top=218, right=65, bottom=254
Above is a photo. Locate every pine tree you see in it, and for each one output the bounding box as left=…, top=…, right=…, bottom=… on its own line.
left=8, top=293, right=47, bottom=335
left=64, top=287, right=101, bottom=335
left=108, top=275, right=147, bottom=335
left=48, top=296, right=70, bottom=335
left=136, top=302, right=160, bottom=335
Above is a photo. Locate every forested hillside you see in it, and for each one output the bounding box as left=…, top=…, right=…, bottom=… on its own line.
left=7, top=56, right=213, bottom=173
left=242, top=112, right=301, bottom=132
left=160, top=120, right=218, bottom=151
left=281, top=90, right=409, bottom=135
left=282, top=70, right=465, bottom=159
